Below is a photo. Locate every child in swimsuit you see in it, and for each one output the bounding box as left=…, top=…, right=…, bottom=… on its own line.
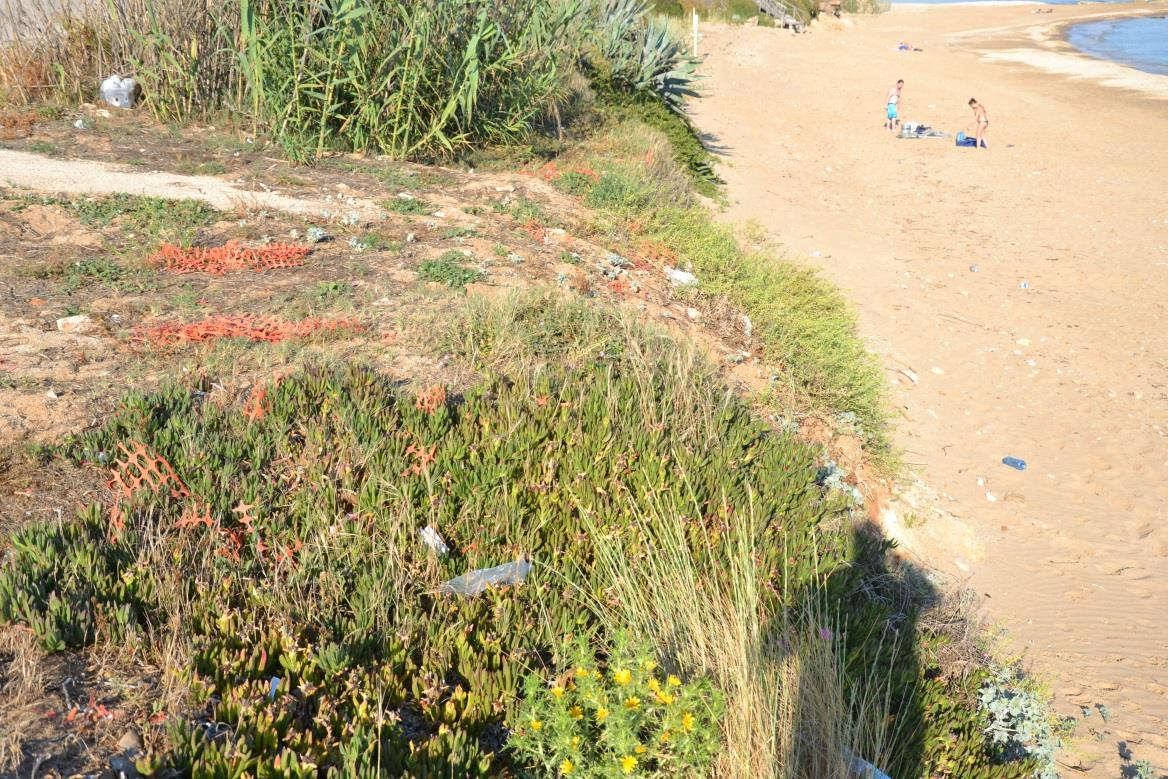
left=886, top=80, right=903, bottom=134
left=969, top=97, right=989, bottom=149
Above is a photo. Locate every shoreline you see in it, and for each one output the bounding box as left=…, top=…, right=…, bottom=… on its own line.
left=936, top=1, right=1168, bottom=98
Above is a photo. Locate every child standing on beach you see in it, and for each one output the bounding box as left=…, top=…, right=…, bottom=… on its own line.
left=886, top=79, right=903, bottom=134
left=969, top=97, right=989, bottom=148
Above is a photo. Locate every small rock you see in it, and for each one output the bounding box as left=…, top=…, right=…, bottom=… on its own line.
left=117, top=729, right=142, bottom=753
left=406, top=232, right=416, bottom=243
left=741, top=314, right=753, bottom=339
left=45, top=389, right=58, bottom=400
left=73, top=118, right=92, bottom=130
left=431, top=210, right=445, bottom=218
left=686, top=307, right=701, bottom=321
left=57, top=314, right=97, bottom=334
left=930, top=366, right=945, bottom=375
left=95, top=108, right=112, bottom=119
left=494, top=185, right=515, bottom=192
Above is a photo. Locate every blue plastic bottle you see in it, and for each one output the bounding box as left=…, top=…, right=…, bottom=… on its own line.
left=1002, top=457, right=1027, bottom=471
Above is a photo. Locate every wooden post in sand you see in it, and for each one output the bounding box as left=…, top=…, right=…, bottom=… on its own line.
left=692, top=8, right=699, bottom=57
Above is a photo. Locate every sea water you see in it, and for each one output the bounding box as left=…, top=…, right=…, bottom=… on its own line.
left=1066, top=16, right=1168, bottom=77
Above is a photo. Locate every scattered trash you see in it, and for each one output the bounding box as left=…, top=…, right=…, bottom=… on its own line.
left=1019, top=280, right=1029, bottom=289
left=507, top=252, right=525, bottom=265
left=985, top=492, right=998, bottom=502
left=686, top=307, right=701, bottom=321
left=845, top=751, right=892, bottom=779
left=969, top=264, right=980, bottom=273
left=100, top=74, right=137, bottom=109
left=664, top=266, right=698, bottom=286
left=437, top=558, right=532, bottom=597
left=930, top=366, right=945, bottom=375
left=606, top=252, right=631, bottom=268
left=109, top=754, right=141, bottom=779
left=419, top=525, right=449, bottom=557
left=741, top=314, right=753, bottom=339
left=57, top=314, right=97, bottom=334
left=897, top=367, right=919, bottom=384
left=73, top=118, right=92, bottom=131
left=1001, top=457, right=1027, bottom=471
left=809, top=249, right=822, bottom=258
left=45, top=389, right=59, bottom=400
left=269, top=676, right=280, bottom=700
left=727, top=351, right=750, bottom=365
left=305, top=226, right=329, bottom=243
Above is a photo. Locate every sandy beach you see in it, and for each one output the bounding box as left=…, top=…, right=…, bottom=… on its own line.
left=689, top=3, right=1168, bottom=773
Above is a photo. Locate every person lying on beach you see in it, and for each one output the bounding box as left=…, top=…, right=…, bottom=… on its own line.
left=897, top=41, right=921, bottom=51
left=969, top=97, right=989, bottom=149
left=886, top=79, right=903, bottom=134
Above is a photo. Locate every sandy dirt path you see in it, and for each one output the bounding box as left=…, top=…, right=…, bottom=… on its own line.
left=690, top=5, right=1168, bottom=773
left=0, top=148, right=382, bottom=219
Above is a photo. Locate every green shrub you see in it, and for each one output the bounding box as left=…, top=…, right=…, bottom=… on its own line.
left=384, top=196, right=432, bottom=215
left=417, top=251, right=487, bottom=288
left=585, top=168, right=656, bottom=214
left=510, top=634, right=723, bottom=777
left=554, top=170, right=598, bottom=197
left=652, top=207, right=886, bottom=443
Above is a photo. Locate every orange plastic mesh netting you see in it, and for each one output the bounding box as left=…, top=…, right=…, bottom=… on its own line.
left=153, top=241, right=311, bottom=275
left=140, top=315, right=362, bottom=346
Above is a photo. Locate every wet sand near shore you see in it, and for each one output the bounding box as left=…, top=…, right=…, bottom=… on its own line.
left=689, top=4, right=1168, bottom=773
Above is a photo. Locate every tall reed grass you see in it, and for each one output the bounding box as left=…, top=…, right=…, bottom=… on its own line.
left=579, top=478, right=895, bottom=778
left=0, top=0, right=585, bottom=160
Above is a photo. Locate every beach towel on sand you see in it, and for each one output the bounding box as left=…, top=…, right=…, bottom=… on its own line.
left=955, top=132, right=985, bottom=148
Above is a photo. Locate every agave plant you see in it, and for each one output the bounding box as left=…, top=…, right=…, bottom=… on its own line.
left=593, top=0, right=699, bottom=112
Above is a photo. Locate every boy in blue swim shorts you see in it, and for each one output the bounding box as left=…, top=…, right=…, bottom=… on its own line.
left=885, top=79, right=903, bottom=134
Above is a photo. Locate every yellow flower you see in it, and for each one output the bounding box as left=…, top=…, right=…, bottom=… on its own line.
left=620, top=755, right=638, bottom=774
left=551, top=686, right=565, bottom=699
left=681, top=711, right=695, bottom=732
left=613, top=668, right=632, bottom=686
left=575, top=666, right=590, bottom=678
left=596, top=706, right=610, bottom=722
left=660, top=730, right=672, bottom=743
left=571, top=736, right=581, bottom=747
left=561, top=758, right=575, bottom=776
left=647, top=678, right=661, bottom=692
left=624, top=696, right=641, bottom=710
left=593, top=669, right=603, bottom=680
left=654, top=690, right=675, bottom=705
left=569, top=705, right=584, bottom=720
left=667, top=675, right=682, bottom=687
left=531, top=719, right=544, bottom=731
left=642, top=659, right=658, bottom=671
left=635, top=744, right=647, bottom=754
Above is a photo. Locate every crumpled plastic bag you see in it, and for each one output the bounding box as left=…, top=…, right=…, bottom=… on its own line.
left=845, top=751, right=892, bottom=779
left=664, top=266, right=698, bottom=286
left=419, top=525, right=449, bottom=556
left=437, top=558, right=532, bottom=597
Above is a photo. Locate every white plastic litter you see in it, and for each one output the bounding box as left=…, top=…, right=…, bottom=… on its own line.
left=419, top=525, right=449, bottom=557
left=100, top=75, right=137, bottom=109
left=437, top=558, right=532, bottom=596
left=664, top=266, right=698, bottom=286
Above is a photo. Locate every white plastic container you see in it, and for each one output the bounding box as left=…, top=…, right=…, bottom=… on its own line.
left=99, top=75, right=137, bottom=109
